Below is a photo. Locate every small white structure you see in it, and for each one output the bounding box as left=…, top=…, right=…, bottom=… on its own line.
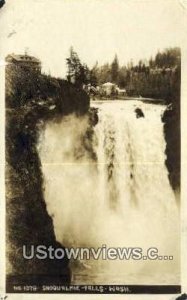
left=101, top=82, right=117, bottom=96
left=116, top=87, right=127, bottom=96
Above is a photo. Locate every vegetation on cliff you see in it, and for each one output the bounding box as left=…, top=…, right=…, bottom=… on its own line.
left=6, top=58, right=89, bottom=286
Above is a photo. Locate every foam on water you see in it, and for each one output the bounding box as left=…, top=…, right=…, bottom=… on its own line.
left=38, top=100, right=180, bottom=284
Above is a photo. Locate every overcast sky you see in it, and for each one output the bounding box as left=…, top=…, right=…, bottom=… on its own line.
left=0, top=0, right=186, bottom=77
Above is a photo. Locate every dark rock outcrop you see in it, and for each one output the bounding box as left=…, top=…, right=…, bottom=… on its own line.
left=162, top=65, right=180, bottom=193
left=135, top=107, right=144, bottom=118
left=5, top=55, right=90, bottom=288
left=0, top=0, right=5, bottom=9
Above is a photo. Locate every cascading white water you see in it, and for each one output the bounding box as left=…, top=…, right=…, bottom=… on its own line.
left=38, top=100, right=180, bottom=285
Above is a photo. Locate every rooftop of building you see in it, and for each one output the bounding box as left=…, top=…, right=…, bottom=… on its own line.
left=6, top=53, right=41, bottom=64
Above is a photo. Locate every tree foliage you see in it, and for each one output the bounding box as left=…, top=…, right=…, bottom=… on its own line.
left=89, top=47, right=180, bottom=102
left=65, top=47, right=180, bottom=103
left=66, top=47, right=90, bottom=88
left=111, top=54, right=119, bottom=84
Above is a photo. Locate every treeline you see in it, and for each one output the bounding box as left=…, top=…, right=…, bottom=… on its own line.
left=66, top=47, right=181, bottom=101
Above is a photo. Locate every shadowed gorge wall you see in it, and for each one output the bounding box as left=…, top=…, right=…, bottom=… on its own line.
left=162, top=65, right=180, bottom=192
left=5, top=55, right=89, bottom=286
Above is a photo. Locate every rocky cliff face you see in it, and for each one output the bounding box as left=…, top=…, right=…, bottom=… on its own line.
left=5, top=56, right=90, bottom=289
left=162, top=65, right=180, bottom=193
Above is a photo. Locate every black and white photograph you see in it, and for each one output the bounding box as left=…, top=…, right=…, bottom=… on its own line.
left=0, top=0, right=186, bottom=297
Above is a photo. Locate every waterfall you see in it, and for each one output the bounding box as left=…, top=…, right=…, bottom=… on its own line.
left=38, top=100, right=180, bottom=284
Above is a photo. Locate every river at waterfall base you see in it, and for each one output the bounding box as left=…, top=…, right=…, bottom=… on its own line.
left=38, top=100, right=180, bottom=285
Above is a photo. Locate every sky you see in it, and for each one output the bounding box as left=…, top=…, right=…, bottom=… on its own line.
left=0, top=0, right=186, bottom=78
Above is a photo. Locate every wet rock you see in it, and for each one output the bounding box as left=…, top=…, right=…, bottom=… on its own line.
left=162, top=103, right=180, bottom=192
left=135, top=107, right=144, bottom=118
left=0, top=0, right=5, bottom=9
left=89, top=107, right=99, bottom=126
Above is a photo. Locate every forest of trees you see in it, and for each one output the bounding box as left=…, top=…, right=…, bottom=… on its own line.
left=66, top=47, right=181, bottom=101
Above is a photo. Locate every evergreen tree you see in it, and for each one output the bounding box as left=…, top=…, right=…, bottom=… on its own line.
left=66, top=47, right=89, bottom=88
left=111, top=54, right=119, bottom=84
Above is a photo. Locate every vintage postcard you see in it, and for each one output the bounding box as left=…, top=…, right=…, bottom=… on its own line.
left=0, top=0, right=187, bottom=298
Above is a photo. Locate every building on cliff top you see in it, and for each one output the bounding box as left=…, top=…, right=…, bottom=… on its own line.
left=6, top=54, right=41, bottom=72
